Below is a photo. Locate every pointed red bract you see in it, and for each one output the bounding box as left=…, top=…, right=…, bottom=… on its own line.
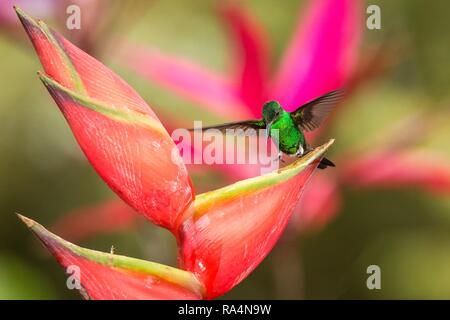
left=19, top=215, right=204, bottom=300
left=70, top=259, right=199, bottom=300
left=16, top=8, right=194, bottom=231
left=177, top=141, right=333, bottom=299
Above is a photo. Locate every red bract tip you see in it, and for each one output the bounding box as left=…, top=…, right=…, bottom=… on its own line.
left=17, top=215, right=204, bottom=300
left=15, top=7, right=194, bottom=231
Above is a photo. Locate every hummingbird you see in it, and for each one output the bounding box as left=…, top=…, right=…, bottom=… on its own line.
left=189, top=89, right=344, bottom=169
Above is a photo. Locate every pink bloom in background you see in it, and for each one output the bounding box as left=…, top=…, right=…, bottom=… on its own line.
left=0, top=0, right=55, bottom=25
left=51, top=0, right=450, bottom=240
left=0, top=0, right=142, bottom=55
left=126, top=0, right=360, bottom=118
left=341, top=150, right=450, bottom=195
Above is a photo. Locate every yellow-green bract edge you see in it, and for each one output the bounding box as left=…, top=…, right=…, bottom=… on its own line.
left=15, top=6, right=86, bottom=94
left=39, top=72, right=166, bottom=134
left=192, top=139, right=334, bottom=217
left=16, top=214, right=205, bottom=298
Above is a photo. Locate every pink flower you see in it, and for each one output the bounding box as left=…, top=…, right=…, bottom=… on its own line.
left=124, top=0, right=361, bottom=118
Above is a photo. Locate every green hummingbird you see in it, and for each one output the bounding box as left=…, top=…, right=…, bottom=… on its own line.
left=190, top=89, right=344, bottom=169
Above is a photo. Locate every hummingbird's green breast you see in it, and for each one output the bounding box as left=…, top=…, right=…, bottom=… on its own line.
left=269, top=112, right=305, bottom=154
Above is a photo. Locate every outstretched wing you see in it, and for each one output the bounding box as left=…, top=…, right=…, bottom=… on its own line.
left=292, top=89, right=345, bottom=131
left=188, top=119, right=266, bottom=136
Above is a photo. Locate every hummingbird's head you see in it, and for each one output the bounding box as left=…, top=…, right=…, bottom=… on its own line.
left=262, top=101, right=283, bottom=124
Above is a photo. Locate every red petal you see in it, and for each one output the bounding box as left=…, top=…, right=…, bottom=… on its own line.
left=273, top=0, right=362, bottom=111
left=177, top=141, right=334, bottom=298
left=220, top=2, right=270, bottom=115
left=340, top=151, right=450, bottom=194
left=53, top=200, right=138, bottom=242
left=120, top=45, right=249, bottom=119
left=16, top=8, right=194, bottom=231
left=18, top=215, right=204, bottom=300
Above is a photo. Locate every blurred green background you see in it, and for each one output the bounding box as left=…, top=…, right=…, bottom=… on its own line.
left=0, top=0, right=450, bottom=299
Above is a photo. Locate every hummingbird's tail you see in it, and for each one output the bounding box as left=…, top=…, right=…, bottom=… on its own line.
left=317, top=157, right=335, bottom=170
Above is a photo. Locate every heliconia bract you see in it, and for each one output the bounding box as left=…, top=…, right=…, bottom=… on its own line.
left=15, top=6, right=334, bottom=299
left=16, top=7, right=194, bottom=232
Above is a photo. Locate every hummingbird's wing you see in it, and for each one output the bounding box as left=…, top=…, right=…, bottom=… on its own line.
left=292, top=89, right=345, bottom=131
left=188, top=119, right=266, bottom=136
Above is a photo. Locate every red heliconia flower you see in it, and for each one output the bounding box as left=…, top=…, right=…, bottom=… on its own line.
left=15, top=7, right=333, bottom=299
